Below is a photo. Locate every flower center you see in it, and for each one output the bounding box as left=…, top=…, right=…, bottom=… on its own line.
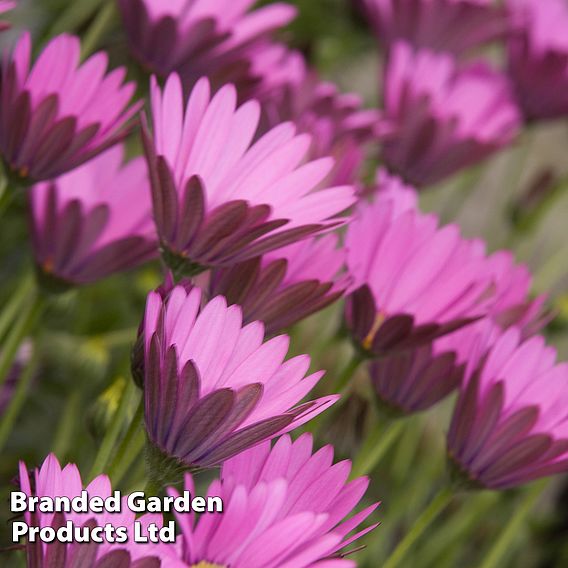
left=362, top=312, right=386, bottom=350
left=191, top=563, right=226, bottom=568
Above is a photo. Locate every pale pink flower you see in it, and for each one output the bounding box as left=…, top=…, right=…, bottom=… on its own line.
left=507, top=0, right=568, bottom=120
left=0, top=33, right=139, bottom=182
left=448, top=328, right=568, bottom=489
left=143, top=286, right=337, bottom=470
left=30, top=145, right=157, bottom=291
left=161, top=434, right=379, bottom=567
left=118, top=0, right=295, bottom=87
left=197, top=234, right=348, bottom=335
left=358, top=0, right=508, bottom=56
left=345, top=171, right=493, bottom=356
left=142, top=74, right=355, bottom=276
left=17, top=454, right=162, bottom=567
left=379, top=42, right=521, bottom=187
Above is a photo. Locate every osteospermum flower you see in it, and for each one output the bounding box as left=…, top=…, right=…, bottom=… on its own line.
left=143, top=285, right=337, bottom=475
left=162, top=434, right=379, bottom=567
left=118, top=0, right=295, bottom=86
left=448, top=327, right=568, bottom=490
left=358, top=0, right=508, bottom=56
left=17, top=454, right=162, bottom=567
left=197, top=234, right=348, bottom=335
left=143, top=74, right=355, bottom=276
left=379, top=42, right=521, bottom=187
left=507, top=0, right=568, bottom=121
left=0, top=33, right=139, bottom=182
left=30, top=145, right=157, bottom=292
left=368, top=244, right=549, bottom=415
left=345, top=171, right=495, bottom=357
left=250, top=44, right=379, bottom=186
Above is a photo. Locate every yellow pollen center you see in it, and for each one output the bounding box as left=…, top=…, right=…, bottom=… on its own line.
left=191, top=563, right=225, bottom=568
left=362, top=312, right=386, bottom=350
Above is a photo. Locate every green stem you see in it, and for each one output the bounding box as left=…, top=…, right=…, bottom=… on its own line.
left=45, top=0, right=106, bottom=39
left=478, top=480, right=547, bottom=568
left=419, top=491, right=499, bottom=566
left=0, top=348, right=39, bottom=452
left=0, top=288, right=45, bottom=391
left=351, top=419, right=405, bottom=478
left=305, top=352, right=364, bottom=437
left=81, top=1, right=118, bottom=59
left=52, top=390, right=83, bottom=459
left=332, top=352, right=364, bottom=393
left=0, top=273, right=35, bottom=342
left=106, top=398, right=145, bottom=485
left=383, top=486, right=454, bottom=568
left=88, top=380, right=137, bottom=480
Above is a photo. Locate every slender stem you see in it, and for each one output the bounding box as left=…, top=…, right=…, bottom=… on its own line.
left=52, top=389, right=83, bottom=459
left=106, top=398, right=145, bottom=485
left=88, top=380, right=137, bottom=481
left=0, top=289, right=45, bottom=391
left=478, top=480, right=547, bottom=568
left=81, top=2, right=118, bottom=58
left=0, top=273, right=34, bottom=342
left=305, top=352, right=364, bottom=437
left=351, top=420, right=405, bottom=479
left=419, top=491, right=499, bottom=566
left=332, top=352, right=364, bottom=393
left=45, top=0, right=105, bottom=38
left=383, top=486, right=454, bottom=568
left=0, top=348, right=39, bottom=452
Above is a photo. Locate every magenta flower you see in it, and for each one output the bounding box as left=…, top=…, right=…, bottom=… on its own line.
left=0, top=1, right=15, bottom=30
left=369, top=245, right=548, bottom=416
left=379, top=42, right=521, bottom=187
left=345, top=171, right=495, bottom=357
left=358, top=0, right=508, bottom=56
left=143, top=285, right=337, bottom=473
left=250, top=44, right=379, bottom=186
left=507, top=0, right=568, bottom=120
left=448, top=328, right=568, bottom=489
left=162, top=434, right=378, bottom=567
left=118, top=0, right=295, bottom=85
left=197, top=234, right=348, bottom=335
left=30, top=146, right=157, bottom=292
left=17, top=454, right=162, bottom=567
left=143, top=74, right=355, bottom=277
left=0, top=33, right=139, bottom=182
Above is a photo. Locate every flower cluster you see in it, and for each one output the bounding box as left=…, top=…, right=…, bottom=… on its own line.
left=1, top=1, right=568, bottom=568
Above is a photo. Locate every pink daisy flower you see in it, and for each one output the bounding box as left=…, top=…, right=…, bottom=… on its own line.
left=250, top=44, right=380, bottom=186
left=0, top=33, right=139, bottom=182
left=30, top=145, right=157, bottom=292
left=117, top=0, right=295, bottom=85
left=197, top=234, right=348, bottom=335
left=358, top=0, right=508, bottom=56
left=507, top=0, right=568, bottom=120
left=345, top=171, right=494, bottom=357
left=17, top=454, right=162, bottom=567
left=142, top=74, right=355, bottom=277
left=162, top=434, right=379, bottom=567
left=448, top=327, right=568, bottom=489
left=143, top=285, right=337, bottom=473
left=379, top=42, right=521, bottom=187
left=368, top=244, right=549, bottom=416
